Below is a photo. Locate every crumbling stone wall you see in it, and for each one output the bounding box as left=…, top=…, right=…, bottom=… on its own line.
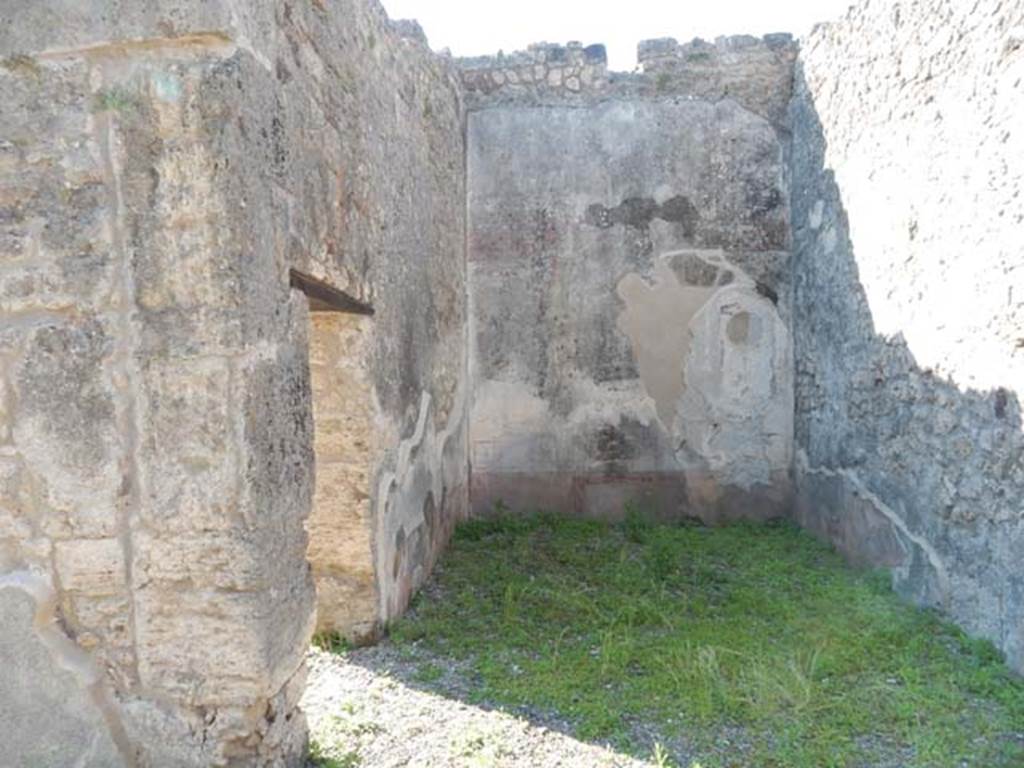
left=0, top=0, right=466, bottom=764
left=791, top=0, right=1024, bottom=672
left=459, top=41, right=610, bottom=106
left=458, top=35, right=796, bottom=129
left=460, top=37, right=798, bottom=521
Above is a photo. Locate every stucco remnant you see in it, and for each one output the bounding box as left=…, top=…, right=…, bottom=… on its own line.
left=0, top=573, right=129, bottom=767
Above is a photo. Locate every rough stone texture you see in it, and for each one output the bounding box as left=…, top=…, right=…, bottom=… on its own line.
left=458, top=41, right=609, bottom=106
left=635, top=35, right=797, bottom=128
left=4, top=0, right=1024, bottom=763
left=457, top=35, right=798, bottom=128
left=791, top=0, right=1024, bottom=673
left=467, top=97, right=793, bottom=522
left=0, top=0, right=467, bottom=763
left=307, top=312, right=378, bottom=643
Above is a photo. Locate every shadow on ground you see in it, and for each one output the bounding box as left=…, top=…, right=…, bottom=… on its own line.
left=305, top=516, right=1024, bottom=768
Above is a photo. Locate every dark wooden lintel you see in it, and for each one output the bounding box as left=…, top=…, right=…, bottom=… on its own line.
left=289, top=268, right=374, bottom=316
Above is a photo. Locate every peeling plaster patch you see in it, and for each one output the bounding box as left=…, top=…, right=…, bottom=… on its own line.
left=615, top=249, right=792, bottom=491
left=676, top=284, right=793, bottom=489
left=615, top=250, right=753, bottom=430
left=615, top=255, right=718, bottom=428
left=808, top=199, right=825, bottom=230
left=563, top=376, right=660, bottom=434
left=374, top=380, right=467, bottom=623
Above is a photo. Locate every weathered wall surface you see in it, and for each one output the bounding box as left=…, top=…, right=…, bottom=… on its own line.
left=463, top=38, right=797, bottom=521
left=0, top=32, right=315, bottom=766
left=307, top=313, right=378, bottom=643
left=0, top=0, right=466, bottom=763
left=459, top=41, right=610, bottom=107
left=791, top=0, right=1024, bottom=672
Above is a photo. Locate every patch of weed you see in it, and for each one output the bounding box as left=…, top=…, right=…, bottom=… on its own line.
left=622, top=500, right=653, bottom=544
left=91, top=87, right=139, bottom=114
left=312, top=631, right=351, bottom=655
left=391, top=514, right=1024, bottom=767
left=308, top=738, right=360, bottom=768
left=414, top=661, right=444, bottom=684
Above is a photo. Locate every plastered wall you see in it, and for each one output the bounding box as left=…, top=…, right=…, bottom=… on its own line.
left=462, top=37, right=798, bottom=522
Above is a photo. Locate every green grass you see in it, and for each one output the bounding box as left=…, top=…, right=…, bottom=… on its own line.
left=385, top=513, right=1024, bottom=767
left=309, top=738, right=361, bottom=768
left=312, top=631, right=353, bottom=655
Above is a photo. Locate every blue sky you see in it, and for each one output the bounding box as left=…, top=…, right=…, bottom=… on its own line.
left=381, top=0, right=856, bottom=70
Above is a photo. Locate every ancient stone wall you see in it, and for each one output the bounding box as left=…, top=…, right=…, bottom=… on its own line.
left=0, top=0, right=466, bottom=764
left=462, top=38, right=798, bottom=521
left=4, top=0, right=1023, bottom=762
left=458, top=41, right=610, bottom=107
left=458, top=35, right=796, bottom=128
left=790, top=0, right=1024, bottom=672
left=307, top=313, right=378, bottom=643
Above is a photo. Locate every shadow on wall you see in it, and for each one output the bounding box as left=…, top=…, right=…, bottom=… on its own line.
left=789, top=65, right=1024, bottom=673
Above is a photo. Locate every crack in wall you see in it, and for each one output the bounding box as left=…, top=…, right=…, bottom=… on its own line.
left=92, top=64, right=143, bottom=766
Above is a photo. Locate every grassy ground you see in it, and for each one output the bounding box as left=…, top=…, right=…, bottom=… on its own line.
left=375, top=513, right=1024, bottom=768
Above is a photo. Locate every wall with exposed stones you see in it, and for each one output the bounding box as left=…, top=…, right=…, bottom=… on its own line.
left=461, top=37, right=799, bottom=521
left=457, top=35, right=796, bottom=128
left=307, top=313, right=378, bottom=644
left=0, top=0, right=467, bottom=765
left=790, top=0, right=1024, bottom=673
left=459, top=41, right=610, bottom=107
left=4, top=0, right=1024, bottom=763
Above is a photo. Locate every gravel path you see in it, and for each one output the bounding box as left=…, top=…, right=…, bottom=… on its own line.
left=302, top=646, right=654, bottom=768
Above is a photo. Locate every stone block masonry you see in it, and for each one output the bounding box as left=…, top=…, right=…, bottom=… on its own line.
left=1, top=0, right=1022, bottom=764
left=0, top=0, right=467, bottom=765
left=456, top=33, right=798, bottom=127
left=459, top=41, right=610, bottom=106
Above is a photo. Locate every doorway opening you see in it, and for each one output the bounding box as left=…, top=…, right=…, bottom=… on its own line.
left=290, top=269, right=380, bottom=644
